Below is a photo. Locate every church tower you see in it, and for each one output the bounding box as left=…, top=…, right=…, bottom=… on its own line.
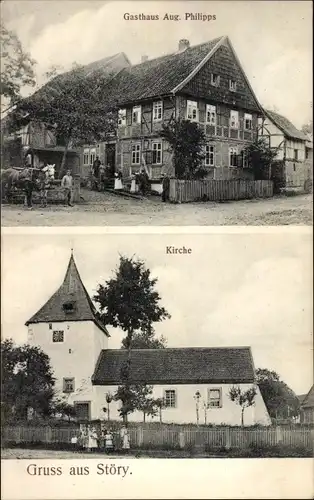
left=26, top=252, right=109, bottom=420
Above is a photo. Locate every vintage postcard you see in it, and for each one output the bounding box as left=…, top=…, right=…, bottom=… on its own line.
left=1, top=229, right=313, bottom=498
left=1, top=0, right=313, bottom=499
left=0, top=0, right=312, bottom=226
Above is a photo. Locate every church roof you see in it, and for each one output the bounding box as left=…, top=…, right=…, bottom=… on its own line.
left=26, top=254, right=109, bottom=336
left=92, top=347, right=255, bottom=385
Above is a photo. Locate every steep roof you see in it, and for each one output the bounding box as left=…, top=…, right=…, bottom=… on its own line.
left=92, top=347, right=255, bottom=385
left=301, top=385, right=314, bottom=409
left=26, top=253, right=108, bottom=336
left=264, top=110, right=307, bottom=141
left=102, top=37, right=225, bottom=105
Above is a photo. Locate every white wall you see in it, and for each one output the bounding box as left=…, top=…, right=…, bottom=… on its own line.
left=28, top=321, right=108, bottom=415
left=285, top=139, right=305, bottom=161
left=92, top=383, right=271, bottom=426
left=259, top=118, right=284, bottom=159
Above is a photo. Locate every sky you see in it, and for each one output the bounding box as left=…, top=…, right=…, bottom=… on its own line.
left=2, top=0, right=312, bottom=128
left=1, top=231, right=313, bottom=395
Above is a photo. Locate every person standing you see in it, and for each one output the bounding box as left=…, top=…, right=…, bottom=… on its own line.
left=87, top=426, right=98, bottom=452
left=22, top=166, right=34, bottom=209
left=120, top=426, right=130, bottom=453
left=92, top=156, right=101, bottom=190
left=161, top=173, right=170, bottom=202
left=61, top=169, right=74, bottom=207
left=104, top=429, right=114, bottom=453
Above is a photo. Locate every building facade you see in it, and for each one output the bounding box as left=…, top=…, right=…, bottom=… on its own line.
left=26, top=253, right=271, bottom=426
left=259, top=109, right=313, bottom=191
left=82, top=36, right=263, bottom=189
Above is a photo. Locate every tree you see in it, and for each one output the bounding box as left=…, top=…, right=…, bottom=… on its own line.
left=103, top=392, right=114, bottom=421
left=301, top=120, right=313, bottom=137
left=94, top=255, right=170, bottom=423
left=0, top=23, right=36, bottom=112
left=1, top=339, right=55, bottom=420
left=228, top=386, right=257, bottom=426
left=121, top=331, right=167, bottom=349
left=256, top=368, right=300, bottom=420
left=10, top=64, right=118, bottom=177
left=161, top=118, right=207, bottom=180
left=243, top=138, right=278, bottom=180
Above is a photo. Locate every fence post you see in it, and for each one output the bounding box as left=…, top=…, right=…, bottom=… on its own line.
left=179, top=431, right=185, bottom=449
left=276, top=426, right=283, bottom=444
left=137, top=427, right=144, bottom=448
left=225, top=427, right=231, bottom=450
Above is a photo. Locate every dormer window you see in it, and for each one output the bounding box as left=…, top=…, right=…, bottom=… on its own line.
left=211, top=74, right=220, bottom=86
left=63, top=301, right=76, bottom=313
left=229, top=80, right=237, bottom=91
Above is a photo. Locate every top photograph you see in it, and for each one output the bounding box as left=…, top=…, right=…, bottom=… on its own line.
left=1, top=0, right=312, bottom=227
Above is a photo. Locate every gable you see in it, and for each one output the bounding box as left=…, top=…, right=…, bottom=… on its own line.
left=181, top=38, right=261, bottom=113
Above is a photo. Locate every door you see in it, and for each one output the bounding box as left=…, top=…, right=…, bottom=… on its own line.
left=106, top=144, right=116, bottom=177
left=74, top=401, right=91, bottom=421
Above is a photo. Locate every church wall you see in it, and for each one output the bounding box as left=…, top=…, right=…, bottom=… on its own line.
left=28, top=321, right=107, bottom=413
left=92, top=383, right=271, bottom=426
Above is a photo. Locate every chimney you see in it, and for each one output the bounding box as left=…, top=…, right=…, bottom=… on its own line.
left=141, top=55, right=148, bottom=63
left=178, top=39, right=190, bottom=52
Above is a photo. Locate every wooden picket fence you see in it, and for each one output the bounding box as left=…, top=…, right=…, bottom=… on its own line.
left=2, top=425, right=313, bottom=450
left=169, top=179, right=274, bottom=203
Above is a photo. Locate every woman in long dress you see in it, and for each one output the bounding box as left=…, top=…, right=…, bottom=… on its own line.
left=104, top=429, right=114, bottom=453
left=120, top=426, right=130, bottom=452
left=114, top=171, right=123, bottom=190
left=87, top=426, right=98, bottom=452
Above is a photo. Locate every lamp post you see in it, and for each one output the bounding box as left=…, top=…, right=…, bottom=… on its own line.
left=194, top=391, right=201, bottom=426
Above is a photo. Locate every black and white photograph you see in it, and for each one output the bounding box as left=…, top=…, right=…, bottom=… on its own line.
left=1, top=232, right=312, bottom=459
left=0, top=0, right=313, bottom=499
left=0, top=0, right=312, bottom=226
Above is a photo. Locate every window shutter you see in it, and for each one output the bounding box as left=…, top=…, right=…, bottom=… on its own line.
left=126, top=109, right=132, bottom=126
left=219, top=388, right=223, bottom=408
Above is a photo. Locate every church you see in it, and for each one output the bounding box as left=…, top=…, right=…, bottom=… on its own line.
left=26, top=253, right=271, bottom=426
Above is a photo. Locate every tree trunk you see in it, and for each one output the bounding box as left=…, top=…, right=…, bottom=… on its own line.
left=159, top=408, right=162, bottom=424
left=143, top=412, right=146, bottom=423
left=59, top=138, right=71, bottom=179
left=122, top=328, right=133, bottom=427
left=107, top=404, right=110, bottom=421
left=241, top=407, right=244, bottom=427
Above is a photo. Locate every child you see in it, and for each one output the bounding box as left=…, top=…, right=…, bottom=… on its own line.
left=104, top=429, right=114, bottom=453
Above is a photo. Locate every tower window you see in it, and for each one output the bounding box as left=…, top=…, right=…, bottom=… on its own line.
left=63, top=301, right=76, bottom=313
left=63, top=377, right=75, bottom=393
left=53, top=330, right=64, bottom=342
left=49, top=323, right=52, bottom=330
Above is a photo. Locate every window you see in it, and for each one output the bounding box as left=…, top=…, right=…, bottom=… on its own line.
left=90, top=149, right=96, bottom=165
left=244, top=113, right=252, bottom=130
left=49, top=323, right=52, bottom=330
left=211, top=73, right=220, bottom=86
left=187, top=100, right=198, bottom=121
left=229, top=147, right=238, bottom=167
left=229, top=80, right=237, bottom=91
left=153, top=101, right=163, bottom=121
left=83, top=149, right=89, bottom=166
left=205, top=145, right=215, bottom=166
left=164, top=389, right=177, bottom=408
left=206, top=104, right=216, bottom=125
left=132, top=143, right=141, bottom=164
left=53, top=330, right=64, bottom=342
left=118, top=109, right=126, bottom=127
left=294, top=149, right=298, bottom=161
left=132, top=106, right=141, bottom=124
left=152, top=142, right=162, bottom=164
left=305, top=148, right=310, bottom=160
left=230, top=110, right=239, bottom=129
left=63, top=378, right=75, bottom=393
left=208, top=388, right=222, bottom=408
left=63, top=301, right=76, bottom=313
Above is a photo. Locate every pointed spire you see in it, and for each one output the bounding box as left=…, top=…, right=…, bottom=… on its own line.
left=25, top=253, right=109, bottom=336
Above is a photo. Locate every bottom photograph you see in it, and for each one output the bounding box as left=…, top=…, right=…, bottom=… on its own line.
left=1, top=231, right=312, bottom=459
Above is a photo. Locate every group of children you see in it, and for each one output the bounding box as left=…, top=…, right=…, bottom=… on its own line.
left=71, top=424, right=130, bottom=453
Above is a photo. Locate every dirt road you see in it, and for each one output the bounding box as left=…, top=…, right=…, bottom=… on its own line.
left=1, top=191, right=312, bottom=226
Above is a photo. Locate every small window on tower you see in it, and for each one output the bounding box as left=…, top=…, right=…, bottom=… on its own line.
left=53, top=330, right=64, bottom=342
left=63, top=377, right=75, bottom=393
left=63, top=301, right=76, bottom=313
left=49, top=323, right=52, bottom=330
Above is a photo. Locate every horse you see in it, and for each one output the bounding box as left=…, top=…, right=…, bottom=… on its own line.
left=38, top=164, right=56, bottom=207
left=1, top=167, right=46, bottom=208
